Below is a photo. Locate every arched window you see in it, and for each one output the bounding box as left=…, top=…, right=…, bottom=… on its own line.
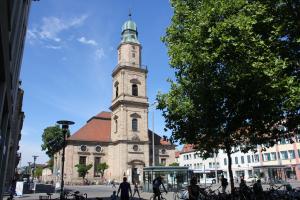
left=132, top=84, right=138, bottom=96
left=115, top=86, right=119, bottom=97
left=115, top=119, right=118, bottom=133
left=132, top=118, right=138, bottom=131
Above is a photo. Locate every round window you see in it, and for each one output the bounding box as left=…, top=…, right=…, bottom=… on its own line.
left=133, top=145, right=138, bottom=151
left=162, top=149, right=166, bottom=154
left=95, top=145, right=102, bottom=152
left=80, top=145, right=87, bottom=152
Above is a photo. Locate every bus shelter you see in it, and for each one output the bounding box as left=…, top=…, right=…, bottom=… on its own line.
left=143, top=166, right=189, bottom=192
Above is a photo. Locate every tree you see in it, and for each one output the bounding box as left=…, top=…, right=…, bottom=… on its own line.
left=41, top=125, right=70, bottom=157
left=169, top=162, right=179, bottom=166
left=75, top=164, right=93, bottom=183
left=47, top=157, right=54, bottom=172
left=95, top=163, right=109, bottom=178
left=34, top=166, right=43, bottom=178
left=158, top=0, right=299, bottom=193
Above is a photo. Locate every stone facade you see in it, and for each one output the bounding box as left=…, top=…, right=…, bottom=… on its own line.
left=53, top=18, right=176, bottom=185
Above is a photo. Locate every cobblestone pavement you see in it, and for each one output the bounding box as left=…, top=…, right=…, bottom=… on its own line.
left=3, top=185, right=174, bottom=200
left=4, top=181, right=300, bottom=200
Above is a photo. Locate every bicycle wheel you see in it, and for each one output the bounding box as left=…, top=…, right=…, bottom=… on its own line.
left=149, top=194, right=154, bottom=200
left=173, top=192, right=179, bottom=200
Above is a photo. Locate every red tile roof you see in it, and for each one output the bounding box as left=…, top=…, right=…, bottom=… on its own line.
left=175, top=151, right=180, bottom=158
left=68, top=111, right=111, bottom=142
left=160, top=139, right=171, bottom=145
left=181, top=144, right=195, bottom=153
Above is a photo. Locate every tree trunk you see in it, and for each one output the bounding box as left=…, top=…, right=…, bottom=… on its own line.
left=226, top=148, right=234, bottom=194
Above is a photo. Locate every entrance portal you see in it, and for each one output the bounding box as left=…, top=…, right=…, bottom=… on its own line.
left=132, top=168, right=139, bottom=183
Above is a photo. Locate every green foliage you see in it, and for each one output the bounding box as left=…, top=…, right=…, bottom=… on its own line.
left=47, top=157, right=54, bottom=171
left=95, top=163, right=109, bottom=177
left=34, top=167, right=43, bottom=178
left=41, top=125, right=70, bottom=157
left=75, top=164, right=93, bottom=180
left=169, top=162, right=179, bottom=166
left=158, top=0, right=299, bottom=193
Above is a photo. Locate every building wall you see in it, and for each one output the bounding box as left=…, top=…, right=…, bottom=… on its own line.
left=0, top=0, right=31, bottom=198
left=178, top=142, right=300, bottom=183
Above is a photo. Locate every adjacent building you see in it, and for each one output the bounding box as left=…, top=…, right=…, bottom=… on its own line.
left=0, top=0, right=32, bottom=198
left=53, top=16, right=176, bottom=185
left=178, top=140, right=300, bottom=184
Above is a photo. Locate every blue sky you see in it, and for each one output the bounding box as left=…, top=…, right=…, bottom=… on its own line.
left=20, top=0, right=176, bottom=166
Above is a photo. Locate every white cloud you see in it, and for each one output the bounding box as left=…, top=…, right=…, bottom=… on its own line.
left=45, top=45, right=62, bottom=50
left=77, top=37, right=98, bottom=46
left=95, top=48, right=105, bottom=60
left=27, top=14, right=88, bottom=43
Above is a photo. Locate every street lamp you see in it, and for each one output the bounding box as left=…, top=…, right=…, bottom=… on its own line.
left=32, top=155, right=38, bottom=181
left=56, top=120, right=74, bottom=199
left=149, top=101, right=157, bottom=166
left=27, top=162, right=32, bottom=176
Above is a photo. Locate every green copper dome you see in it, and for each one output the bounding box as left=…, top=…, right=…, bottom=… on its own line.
left=121, top=19, right=140, bottom=44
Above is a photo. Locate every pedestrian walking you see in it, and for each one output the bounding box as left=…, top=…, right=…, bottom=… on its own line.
left=220, top=175, right=228, bottom=193
left=117, top=177, right=132, bottom=200
left=132, top=181, right=141, bottom=199
left=188, top=176, right=203, bottom=200
left=112, top=179, right=116, bottom=188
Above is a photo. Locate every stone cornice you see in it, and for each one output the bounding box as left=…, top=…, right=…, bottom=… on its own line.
left=112, top=65, right=147, bottom=77
left=110, top=100, right=148, bottom=111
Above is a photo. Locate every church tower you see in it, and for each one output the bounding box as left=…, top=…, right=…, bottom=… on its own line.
left=109, top=15, right=149, bottom=183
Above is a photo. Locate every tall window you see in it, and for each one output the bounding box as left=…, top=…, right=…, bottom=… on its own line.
left=224, top=158, right=227, bottom=165
left=132, top=118, right=138, bottom=131
left=241, top=156, right=245, bottom=164
left=235, top=157, right=239, bottom=164
left=247, top=155, right=251, bottom=163
left=115, top=86, right=119, bottom=97
left=271, top=152, right=277, bottom=160
left=280, top=151, right=288, bottom=160
left=79, top=156, right=86, bottom=165
left=94, top=157, right=101, bottom=177
left=115, top=119, right=118, bottom=133
left=132, top=84, right=138, bottom=96
left=288, top=150, right=295, bottom=159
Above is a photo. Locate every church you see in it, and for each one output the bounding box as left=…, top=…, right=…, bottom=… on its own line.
left=53, top=17, right=176, bottom=184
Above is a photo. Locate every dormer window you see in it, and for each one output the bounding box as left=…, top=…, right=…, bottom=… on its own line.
left=132, top=84, right=138, bottom=96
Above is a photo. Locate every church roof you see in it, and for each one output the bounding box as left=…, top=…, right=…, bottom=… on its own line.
left=68, top=111, right=171, bottom=145
left=68, top=111, right=111, bottom=142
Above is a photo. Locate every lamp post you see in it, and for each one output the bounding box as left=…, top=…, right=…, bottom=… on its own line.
left=149, top=102, right=157, bottom=166
left=32, top=155, right=38, bottom=181
left=27, top=162, right=32, bottom=177
left=56, top=120, right=74, bottom=199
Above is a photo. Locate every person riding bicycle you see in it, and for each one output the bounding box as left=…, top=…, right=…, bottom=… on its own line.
left=188, top=176, right=204, bottom=200
left=152, top=176, right=167, bottom=200
left=239, top=176, right=249, bottom=199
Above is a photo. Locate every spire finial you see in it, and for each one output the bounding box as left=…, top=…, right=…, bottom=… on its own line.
left=129, top=9, right=132, bottom=20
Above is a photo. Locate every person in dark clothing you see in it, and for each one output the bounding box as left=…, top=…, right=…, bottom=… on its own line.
left=117, top=177, right=132, bottom=200
left=220, top=175, right=228, bottom=193
left=152, top=176, right=167, bottom=200
left=253, top=179, right=263, bottom=199
left=188, top=177, right=203, bottom=200
left=239, top=177, right=249, bottom=199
